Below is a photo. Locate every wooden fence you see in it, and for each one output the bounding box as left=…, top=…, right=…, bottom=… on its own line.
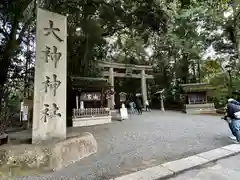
left=73, top=108, right=111, bottom=118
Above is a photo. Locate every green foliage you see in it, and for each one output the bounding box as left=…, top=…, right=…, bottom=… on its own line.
left=201, top=59, right=222, bottom=81
left=0, top=0, right=238, bottom=113
left=149, top=0, right=235, bottom=104
left=208, top=73, right=228, bottom=106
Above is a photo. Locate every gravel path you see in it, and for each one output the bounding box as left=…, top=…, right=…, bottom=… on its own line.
left=17, top=111, right=232, bottom=180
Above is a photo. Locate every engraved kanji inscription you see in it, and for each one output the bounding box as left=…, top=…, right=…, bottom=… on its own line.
left=41, top=103, right=61, bottom=123
left=93, top=94, right=98, bottom=100
left=50, top=46, right=62, bottom=68
left=52, top=103, right=62, bottom=117
left=42, top=46, right=51, bottom=63
left=50, top=74, right=61, bottom=96
left=87, top=94, right=92, bottom=100
left=43, top=20, right=63, bottom=42
left=42, top=76, right=50, bottom=93
left=41, top=104, right=50, bottom=122
left=42, top=46, right=62, bottom=68
left=42, top=75, right=61, bottom=96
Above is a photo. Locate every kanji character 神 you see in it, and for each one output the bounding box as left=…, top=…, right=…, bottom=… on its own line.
left=42, top=76, right=50, bottom=93
left=50, top=74, right=61, bottom=96
left=50, top=46, right=62, bottom=68
left=42, top=46, right=51, bottom=63
left=41, top=46, right=62, bottom=68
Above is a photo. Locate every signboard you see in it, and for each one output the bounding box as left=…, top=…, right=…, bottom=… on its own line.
left=22, top=105, right=29, bottom=121
left=119, top=92, right=127, bottom=102
left=80, top=92, right=101, bottom=101
left=125, top=64, right=134, bottom=77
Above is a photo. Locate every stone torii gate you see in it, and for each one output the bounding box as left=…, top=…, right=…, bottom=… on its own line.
left=98, top=61, right=154, bottom=109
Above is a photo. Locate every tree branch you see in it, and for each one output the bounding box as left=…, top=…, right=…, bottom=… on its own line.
left=101, top=25, right=124, bottom=37
left=17, top=16, right=35, bottom=43
left=17, top=0, right=37, bottom=42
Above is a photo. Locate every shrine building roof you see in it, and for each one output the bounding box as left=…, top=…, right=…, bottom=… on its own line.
left=179, top=83, right=214, bottom=93
left=71, top=76, right=111, bottom=89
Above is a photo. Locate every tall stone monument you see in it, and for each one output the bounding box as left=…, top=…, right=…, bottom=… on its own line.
left=32, top=8, right=67, bottom=143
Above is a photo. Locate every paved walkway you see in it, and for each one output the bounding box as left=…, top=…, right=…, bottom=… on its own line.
left=169, top=153, right=240, bottom=180
left=17, top=111, right=232, bottom=180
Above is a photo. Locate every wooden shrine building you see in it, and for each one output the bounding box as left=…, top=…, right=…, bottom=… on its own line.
left=180, top=83, right=216, bottom=114
left=69, top=76, right=112, bottom=127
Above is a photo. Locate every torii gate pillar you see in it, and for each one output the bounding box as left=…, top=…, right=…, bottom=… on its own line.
left=108, top=67, right=115, bottom=109
left=141, top=69, right=147, bottom=109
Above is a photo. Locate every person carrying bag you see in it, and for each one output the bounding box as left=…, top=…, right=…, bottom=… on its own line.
left=225, top=98, right=240, bottom=142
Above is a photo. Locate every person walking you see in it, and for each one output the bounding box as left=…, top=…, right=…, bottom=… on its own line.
left=129, top=101, right=135, bottom=114
left=136, top=98, right=142, bottom=115
left=145, top=100, right=150, bottom=112
left=224, top=98, right=240, bottom=143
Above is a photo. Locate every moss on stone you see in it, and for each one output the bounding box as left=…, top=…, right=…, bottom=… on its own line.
left=0, top=164, right=46, bottom=178
left=0, top=132, right=97, bottom=177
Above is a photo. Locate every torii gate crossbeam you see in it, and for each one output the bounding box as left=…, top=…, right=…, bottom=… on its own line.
left=98, top=61, right=154, bottom=109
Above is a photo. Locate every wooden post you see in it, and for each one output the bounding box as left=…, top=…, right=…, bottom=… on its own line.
left=205, top=92, right=207, bottom=103
left=100, top=88, right=104, bottom=107
left=160, top=93, right=165, bottom=112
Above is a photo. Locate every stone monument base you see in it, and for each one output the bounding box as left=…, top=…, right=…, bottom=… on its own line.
left=0, top=132, right=97, bottom=178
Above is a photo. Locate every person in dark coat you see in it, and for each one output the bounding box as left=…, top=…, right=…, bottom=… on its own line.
left=224, top=98, right=240, bottom=142
left=136, top=98, right=142, bottom=115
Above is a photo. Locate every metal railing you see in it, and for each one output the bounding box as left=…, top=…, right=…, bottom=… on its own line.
left=73, top=108, right=111, bottom=118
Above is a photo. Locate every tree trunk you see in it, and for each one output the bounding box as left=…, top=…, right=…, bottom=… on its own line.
left=197, top=59, right=201, bottom=82
left=181, top=54, right=189, bottom=84
left=0, top=48, right=12, bottom=86
left=192, top=60, right=196, bottom=83
left=0, top=14, right=19, bottom=87
left=233, top=0, right=240, bottom=61
left=0, top=40, right=18, bottom=107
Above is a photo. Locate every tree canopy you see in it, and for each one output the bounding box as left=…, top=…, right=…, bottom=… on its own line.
left=1, top=0, right=240, bottom=119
